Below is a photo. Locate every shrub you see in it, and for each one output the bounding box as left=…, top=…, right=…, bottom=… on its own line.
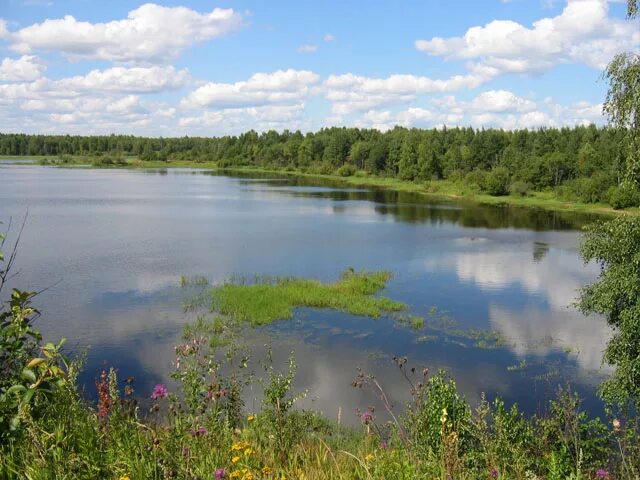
left=608, top=182, right=640, bottom=209
left=464, top=170, right=487, bottom=192
left=484, top=167, right=511, bottom=196
left=509, top=180, right=531, bottom=197
left=336, top=164, right=357, bottom=177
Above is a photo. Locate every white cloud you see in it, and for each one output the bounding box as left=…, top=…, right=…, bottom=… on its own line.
left=297, top=44, right=318, bottom=53
left=323, top=72, right=494, bottom=114
left=0, top=55, right=46, bottom=82
left=416, top=0, right=639, bottom=75
left=178, top=104, right=307, bottom=135
left=3, top=3, right=243, bottom=63
left=58, top=66, right=191, bottom=93
left=470, top=90, right=537, bottom=113
left=323, top=33, right=335, bottom=42
left=181, top=69, right=319, bottom=109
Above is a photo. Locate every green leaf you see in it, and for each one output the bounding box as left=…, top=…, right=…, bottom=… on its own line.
left=21, top=368, right=37, bottom=384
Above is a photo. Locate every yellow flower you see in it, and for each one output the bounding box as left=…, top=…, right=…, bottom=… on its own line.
left=119, top=476, right=131, bottom=480
left=261, top=466, right=273, bottom=475
left=365, top=454, right=375, bottom=462
left=244, top=447, right=253, bottom=456
left=241, top=473, right=253, bottom=480
left=247, top=414, right=256, bottom=422
left=230, top=471, right=241, bottom=479
left=232, top=456, right=241, bottom=464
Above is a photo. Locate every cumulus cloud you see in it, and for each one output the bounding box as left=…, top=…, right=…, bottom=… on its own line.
left=470, top=90, right=537, bottom=113
left=351, top=88, right=602, bottom=131
left=323, top=72, right=494, bottom=115
left=2, top=3, right=243, bottom=63
left=181, top=69, right=319, bottom=109
left=416, top=0, right=639, bottom=75
left=58, top=66, right=191, bottom=94
left=0, top=55, right=46, bottom=82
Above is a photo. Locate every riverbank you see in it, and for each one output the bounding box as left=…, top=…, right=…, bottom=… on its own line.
left=3, top=155, right=636, bottom=217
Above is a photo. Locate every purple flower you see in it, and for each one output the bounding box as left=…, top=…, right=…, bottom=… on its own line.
left=490, top=468, right=499, bottom=478
left=379, top=441, right=388, bottom=450
left=596, top=469, right=610, bottom=479
left=361, top=411, right=373, bottom=423
left=190, top=426, right=208, bottom=437
left=150, top=384, right=168, bottom=400
left=215, top=468, right=227, bottom=479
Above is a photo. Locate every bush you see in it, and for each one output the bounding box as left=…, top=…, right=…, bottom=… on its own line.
left=608, top=182, right=640, bottom=209
left=463, top=170, right=487, bottom=192
left=484, top=167, right=510, bottom=196
left=336, top=164, right=357, bottom=177
left=509, top=180, right=531, bottom=197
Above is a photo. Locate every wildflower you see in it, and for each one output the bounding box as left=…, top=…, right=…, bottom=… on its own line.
left=490, top=468, right=499, bottom=478
left=96, top=370, right=113, bottom=420
left=365, top=454, right=375, bottom=462
left=241, top=471, right=254, bottom=480
left=190, top=426, right=208, bottom=437
left=361, top=411, right=373, bottom=423
left=150, top=384, right=168, bottom=400
left=232, top=441, right=249, bottom=451
left=215, top=468, right=227, bottom=479
left=596, top=469, right=610, bottom=479
left=244, top=447, right=253, bottom=456
left=229, top=471, right=241, bottom=479
left=247, top=414, right=256, bottom=422
left=261, top=466, right=273, bottom=475
left=119, top=476, right=131, bottom=480
left=232, top=456, right=241, bottom=464
left=380, top=441, right=388, bottom=449
left=612, top=419, right=621, bottom=432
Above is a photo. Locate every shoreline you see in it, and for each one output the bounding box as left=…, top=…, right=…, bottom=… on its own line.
left=2, top=155, right=636, bottom=217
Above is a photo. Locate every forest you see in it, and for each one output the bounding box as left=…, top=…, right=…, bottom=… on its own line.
left=1, top=124, right=638, bottom=209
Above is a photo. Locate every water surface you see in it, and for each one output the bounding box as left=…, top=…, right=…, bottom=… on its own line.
left=0, top=165, right=609, bottom=420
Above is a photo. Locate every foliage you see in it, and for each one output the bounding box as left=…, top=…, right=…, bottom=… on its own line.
left=210, top=269, right=405, bottom=325
left=579, top=217, right=640, bottom=406
left=0, top=122, right=632, bottom=208
left=484, top=167, right=511, bottom=196
left=0, top=221, right=69, bottom=442
left=608, top=182, right=640, bottom=209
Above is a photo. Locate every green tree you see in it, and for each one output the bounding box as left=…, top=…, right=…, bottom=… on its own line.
left=603, top=1, right=640, bottom=184
left=579, top=217, right=640, bottom=405
left=579, top=0, right=640, bottom=406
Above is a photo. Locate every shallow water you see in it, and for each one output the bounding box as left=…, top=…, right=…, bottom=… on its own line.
left=0, top=165, right=609, bottom=420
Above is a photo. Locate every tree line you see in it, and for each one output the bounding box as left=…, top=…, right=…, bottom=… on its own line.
left=1, top=124, right=637, bottom=208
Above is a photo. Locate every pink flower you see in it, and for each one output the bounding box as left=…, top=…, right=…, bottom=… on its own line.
left=490, top=468, right=499, bottom=478
left=596, top=469, right=610, bottom=479
left=215, top=468, right=227, bottom=479
left=150, top=384, right=168, bottom=400
left=361, top=411, right=373, bottom=423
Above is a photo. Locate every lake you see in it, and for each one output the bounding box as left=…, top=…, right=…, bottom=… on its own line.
left=0, top=164, right=610, bottom=421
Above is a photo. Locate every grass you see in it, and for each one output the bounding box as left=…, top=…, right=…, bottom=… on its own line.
left=210, top=269, right=405, bottom=325
left=5, top=154, right=638, bottom=216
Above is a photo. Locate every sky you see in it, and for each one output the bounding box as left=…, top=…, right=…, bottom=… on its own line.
left=0, top=0, right=637, bottom=136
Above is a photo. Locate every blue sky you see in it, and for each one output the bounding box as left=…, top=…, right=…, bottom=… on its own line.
left=0, top=0, right=637, bottom=135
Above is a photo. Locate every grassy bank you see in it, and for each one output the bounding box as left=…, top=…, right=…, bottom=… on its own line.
left=5, top=154, right=638, bottom=217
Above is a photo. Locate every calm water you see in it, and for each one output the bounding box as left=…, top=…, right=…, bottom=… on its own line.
left=0, top=165, right=610, bottom=420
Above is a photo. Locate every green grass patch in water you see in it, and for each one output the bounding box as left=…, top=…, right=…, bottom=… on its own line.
left=210, top=269, right=405, bottom=325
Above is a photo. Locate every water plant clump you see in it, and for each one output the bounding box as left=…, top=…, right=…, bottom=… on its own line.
left=210, top=269, right=405, bottom=325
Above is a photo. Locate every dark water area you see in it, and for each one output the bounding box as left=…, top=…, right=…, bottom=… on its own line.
left=0, top=165, right=610, bottom=422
